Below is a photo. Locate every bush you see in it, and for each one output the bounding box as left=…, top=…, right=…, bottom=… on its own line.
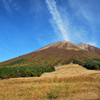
left=83, top=63, right=99, bottom=70
left=10, top=71, right=15, bottom=78
left=15, top=74, right=20, bottom=78
left=3, top=75, right=10, bottom=79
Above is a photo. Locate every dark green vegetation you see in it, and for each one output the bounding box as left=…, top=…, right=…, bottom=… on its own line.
left=70, top=58, right=100, bottom=70
left=0, top=66, right=55, bottom=79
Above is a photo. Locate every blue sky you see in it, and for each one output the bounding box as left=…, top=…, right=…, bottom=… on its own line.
left=0, top=0, right=100, bottom=62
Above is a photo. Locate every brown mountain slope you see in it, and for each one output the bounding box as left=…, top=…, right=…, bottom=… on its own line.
left=77, top=43, right=100, bottom=55
left=0, top=41, right=100, bottom=68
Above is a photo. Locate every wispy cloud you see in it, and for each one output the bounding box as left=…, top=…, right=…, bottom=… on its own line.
left=67, top=0, right=98, bottom=45
left=68, top=0, right=94, bottom=26
left=3, top=0, right=12, bottom=13
left=45, top=0, right=98, bottom=47
left=29, top=0, right=43, bottom=14
left=86, top=42, right=97, bottom=46
left=36, top=38, right=49, bottom=47
left=12, top=1, right=20, bottom=11
left=45, top=0, right=70, bottom=41
left=2, top=0, right=20, bottom=14
left=87, top=42, right=96, bottom=46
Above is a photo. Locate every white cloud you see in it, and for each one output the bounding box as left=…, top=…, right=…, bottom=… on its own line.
left=45, top=0, right=98, bottom=47
left=45, top=0, right=70, bottom=41
left=87, top=42, right=96, bottom=46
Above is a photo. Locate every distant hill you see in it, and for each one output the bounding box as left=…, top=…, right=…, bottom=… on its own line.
left=0, top=41, right=100, bottom=69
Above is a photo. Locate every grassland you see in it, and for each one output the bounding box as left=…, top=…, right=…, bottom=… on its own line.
left=0, top=73, right=100, bottom=100
left=41, top=63, right=100, bottom=78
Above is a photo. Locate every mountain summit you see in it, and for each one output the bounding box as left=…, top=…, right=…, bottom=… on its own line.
left=36, top=41, right=81, bottom=52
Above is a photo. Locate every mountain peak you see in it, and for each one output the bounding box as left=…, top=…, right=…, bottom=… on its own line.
left=62, top=41, right=69, bottom=43
left=36, top=41, right=81, bottom=52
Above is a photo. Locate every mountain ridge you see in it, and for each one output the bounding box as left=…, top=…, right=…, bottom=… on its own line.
left=35, top=41, right=100, bottom=55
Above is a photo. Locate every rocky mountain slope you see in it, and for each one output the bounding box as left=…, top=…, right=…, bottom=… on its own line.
left=77, top=42, right=100, bottom=55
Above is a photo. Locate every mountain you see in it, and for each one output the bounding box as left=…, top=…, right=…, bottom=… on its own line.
left=0, top=41, right=100, bottom=69
left=36, top=41, right=100, bottom=54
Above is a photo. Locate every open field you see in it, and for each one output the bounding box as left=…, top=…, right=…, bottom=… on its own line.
left=0, top=63, right=100, bottom=100
left=0, top=74, right=100, bottom=100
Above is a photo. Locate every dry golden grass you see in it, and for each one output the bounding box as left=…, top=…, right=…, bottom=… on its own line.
left=41, top=63, right=100, bottom=78
left=0, top=74, right=100, bottom=100
left=0, top=64, right=100, bottom=100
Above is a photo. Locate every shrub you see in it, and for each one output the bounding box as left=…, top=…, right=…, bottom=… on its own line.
left=15, top=74, right=20, bottom=78
left=10, top=71, right=15, bottom=78
left=46, top=94, right=58, bottom=99
left=7, top=75, right=10, bottom=79
left=3, top=75, right=8, bottom=79
left=3, top=75, right=10, bottom=79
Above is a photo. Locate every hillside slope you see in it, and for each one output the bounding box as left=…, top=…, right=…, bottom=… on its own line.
left=0, top=41, right=100, bottom=69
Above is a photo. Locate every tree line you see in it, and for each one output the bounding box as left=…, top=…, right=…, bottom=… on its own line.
left=65, top=58, right=100, bottom=70
left=0, top=66, right=55, bottom=79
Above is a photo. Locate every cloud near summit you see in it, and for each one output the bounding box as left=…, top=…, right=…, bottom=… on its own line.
left=45, top=0, right=70, bottom=41
left=45, top=0, right=98, bottom=47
